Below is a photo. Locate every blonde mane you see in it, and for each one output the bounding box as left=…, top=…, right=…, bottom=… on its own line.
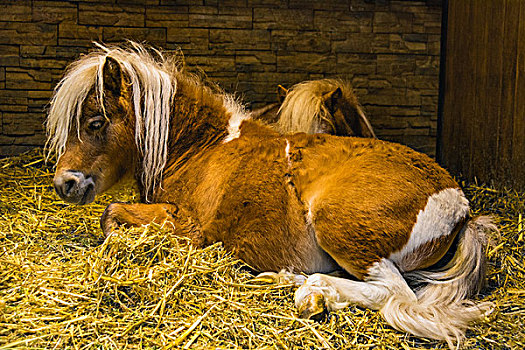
left=46, top=42, right=181, bottom=200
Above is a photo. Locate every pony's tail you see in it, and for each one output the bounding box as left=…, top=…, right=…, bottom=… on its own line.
left=382, top=216, right=497, bottom=349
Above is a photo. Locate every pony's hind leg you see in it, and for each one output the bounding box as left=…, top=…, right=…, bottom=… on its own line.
left=296, top=252, right=493, bottom=348
left=295, top=258, right=415, bottom=319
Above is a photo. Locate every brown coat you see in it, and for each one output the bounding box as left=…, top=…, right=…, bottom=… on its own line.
left=156, top=118, right=458, bottom=278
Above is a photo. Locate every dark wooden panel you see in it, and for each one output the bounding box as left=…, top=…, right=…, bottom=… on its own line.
left=439, top=0, right=525, bottom=190
left=513, top=1, right=525, bottom=183
left=469, top=0, right=488, bottom=179
left=497, top=0, right=520, bottom=185
left=484, top=1, right=504, bottom=185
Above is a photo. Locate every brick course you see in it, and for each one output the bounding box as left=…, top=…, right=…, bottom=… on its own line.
left=0, top=0, right=442, bottom=156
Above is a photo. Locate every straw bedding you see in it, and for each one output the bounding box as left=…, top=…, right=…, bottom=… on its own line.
left=0, top=149, right=523, bottom=349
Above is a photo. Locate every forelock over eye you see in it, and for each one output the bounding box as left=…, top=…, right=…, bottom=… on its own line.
left=88, top=116, right=105, bottom=131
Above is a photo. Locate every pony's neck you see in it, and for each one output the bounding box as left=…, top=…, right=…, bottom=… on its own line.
left=165, top=74, right=243, bottom=171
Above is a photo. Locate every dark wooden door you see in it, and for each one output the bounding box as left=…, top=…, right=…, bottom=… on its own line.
left=438, top=0, right=525, bottom=190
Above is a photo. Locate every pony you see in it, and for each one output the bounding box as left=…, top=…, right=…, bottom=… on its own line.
left=47, top=42, right=495, bottom=349
left=250, top=79, right=376, bottom=138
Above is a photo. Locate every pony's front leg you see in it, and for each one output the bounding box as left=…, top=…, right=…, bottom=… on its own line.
left=100, top=203, right=203, bottom=243
left=101, top=202, right=179, bottom=234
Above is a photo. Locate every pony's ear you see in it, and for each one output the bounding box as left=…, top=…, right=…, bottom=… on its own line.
left=277, top=85, right=288, bottom=103
left=355, top=107, right=377, bottom=138
left=322, top=87, right=343, bottom=113
left=103, top=56, right=122, bottom=96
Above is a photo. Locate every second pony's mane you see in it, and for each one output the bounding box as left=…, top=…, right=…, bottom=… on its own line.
left=47, top=42, right=181, bottom=199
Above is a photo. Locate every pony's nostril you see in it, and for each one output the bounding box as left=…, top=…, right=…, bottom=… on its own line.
left=64, top=179, right=77, bottom=195
left=54, top=171, right=95, bottom=204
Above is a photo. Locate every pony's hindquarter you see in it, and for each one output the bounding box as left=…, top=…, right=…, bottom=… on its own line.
left=290, top=136, right=459, bottom=278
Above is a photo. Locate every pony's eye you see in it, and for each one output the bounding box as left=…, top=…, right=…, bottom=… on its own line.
left=88, top=117, right=105, bottom=131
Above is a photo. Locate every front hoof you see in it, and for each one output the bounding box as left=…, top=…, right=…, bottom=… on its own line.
left=297, top=292, right=328, bottom=322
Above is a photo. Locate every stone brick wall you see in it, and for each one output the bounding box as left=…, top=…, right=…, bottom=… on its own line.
left=0, top=0, right=442, bottom=156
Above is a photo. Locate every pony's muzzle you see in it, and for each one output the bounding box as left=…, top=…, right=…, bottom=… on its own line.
left=53, top=170, right=96, bottom=205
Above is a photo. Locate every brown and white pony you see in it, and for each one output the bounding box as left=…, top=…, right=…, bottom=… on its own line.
left=47, top=43, right=495, bottom=348
left=250, top=79, right=376, bottom=138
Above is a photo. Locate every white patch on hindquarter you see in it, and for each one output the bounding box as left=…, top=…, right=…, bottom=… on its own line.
left=223, top=94, right=251, bottom=143
left=389, top=188, right=469, bottom=270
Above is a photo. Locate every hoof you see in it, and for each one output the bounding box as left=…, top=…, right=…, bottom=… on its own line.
left=297, top=292, right=328, bottom=322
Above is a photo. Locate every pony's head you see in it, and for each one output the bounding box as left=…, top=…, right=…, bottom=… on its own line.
left=276, top=79, right=376, bottom=138
left=47, top=42, right=178, bottom=204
